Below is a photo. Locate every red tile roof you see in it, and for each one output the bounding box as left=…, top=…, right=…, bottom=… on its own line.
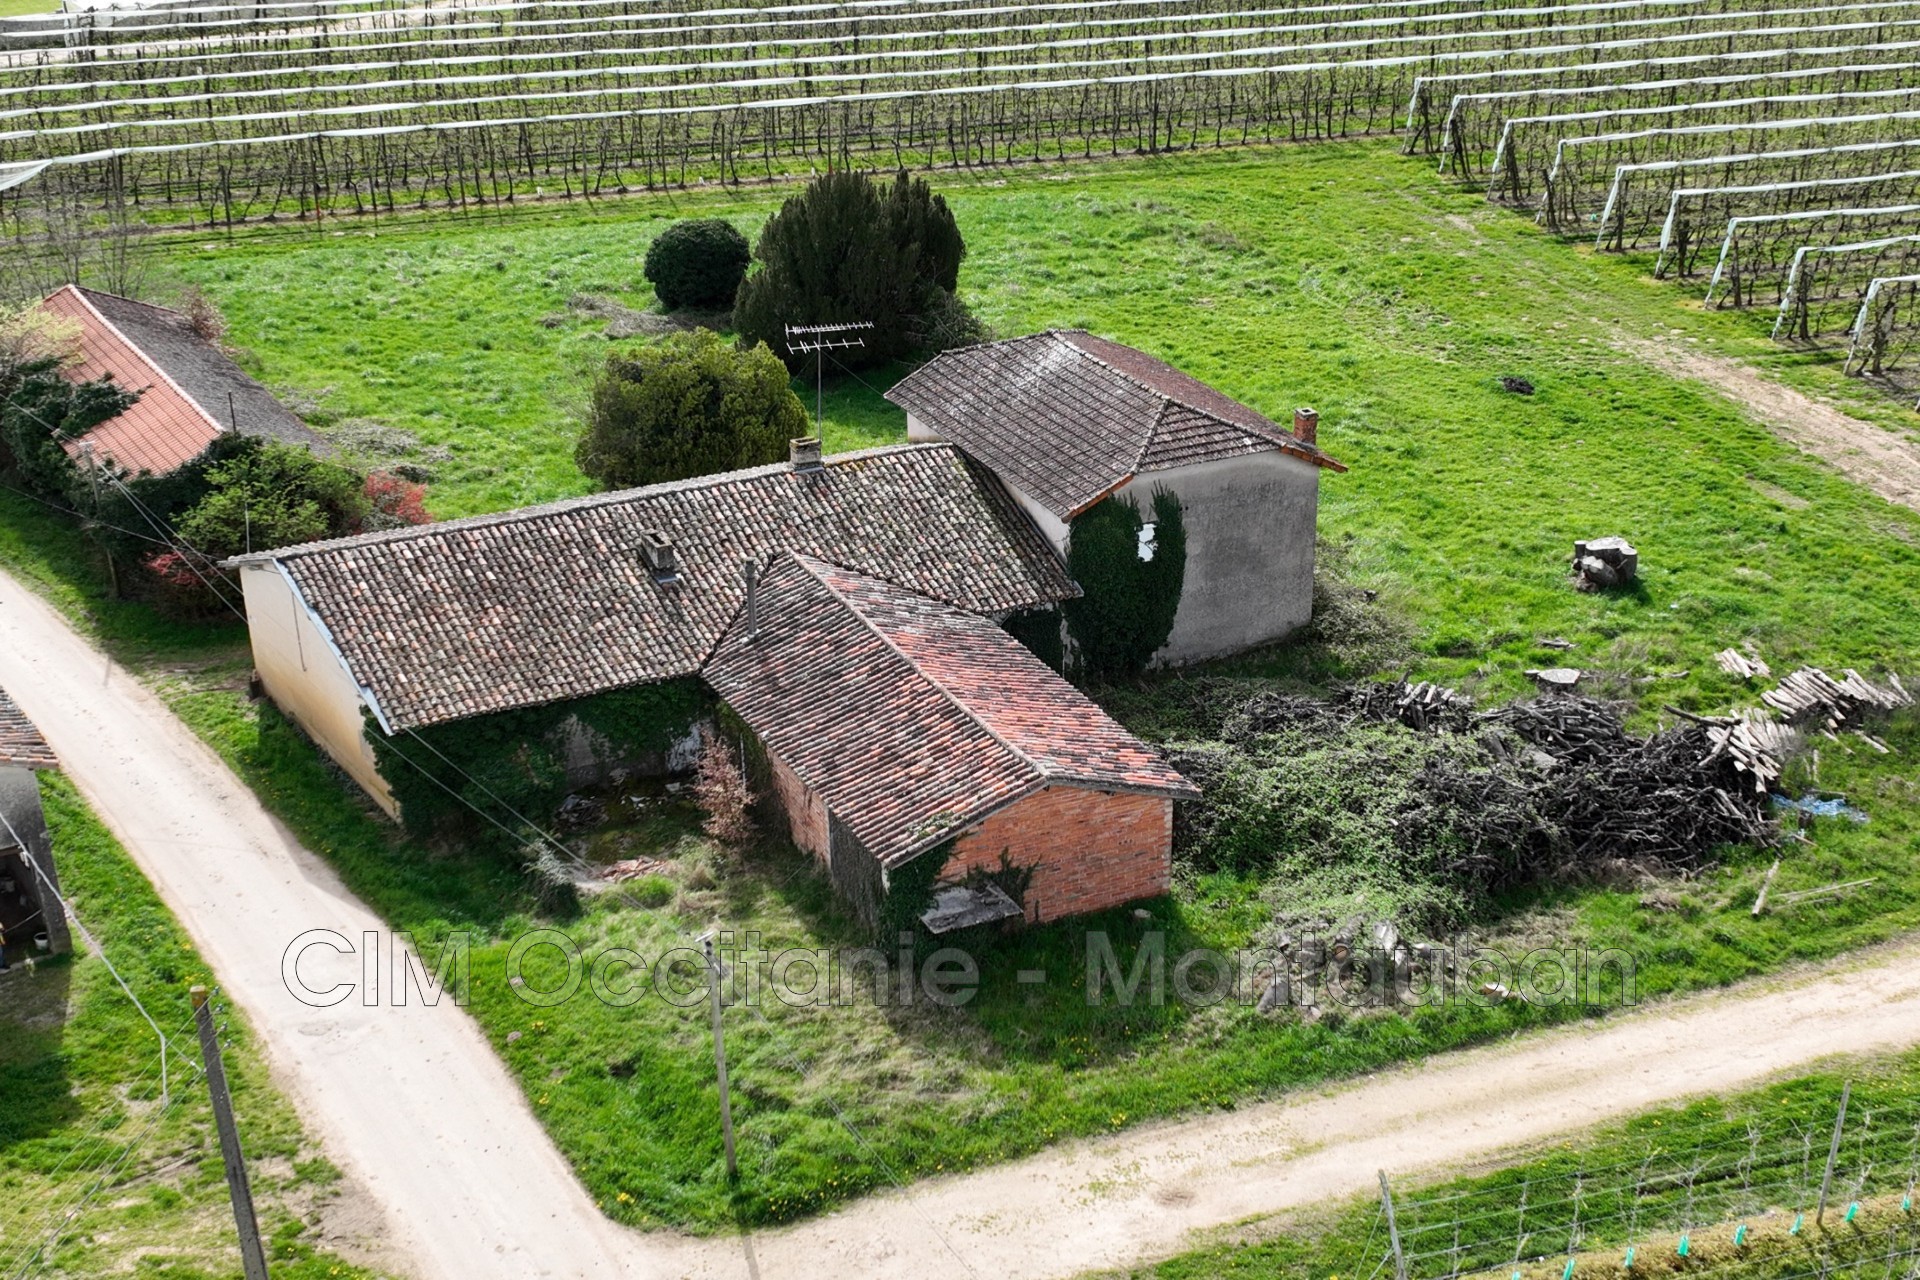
left=704, top=551, right=1196, bottom=868
left=231, top=444, right=1077, bottom=731
left=0, top=687, right=55, bottom=771
left=39, top=285, right=221, bottom=476
left=886, top=330, right=1345, bottom=519
left=38, top=286, right=322, bottom=477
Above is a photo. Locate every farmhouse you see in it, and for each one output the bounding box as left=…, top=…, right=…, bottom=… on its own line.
left=889, top=330, right=1345, bottom=662
left=37, top=285, right=322, bottom=475
left=227, top=441, right=1076, bottom=814
left=224, top=333, right=1332, bottom=925
left=0, top=687, right=70, bottom=967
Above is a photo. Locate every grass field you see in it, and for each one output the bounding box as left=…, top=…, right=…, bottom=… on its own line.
left=0, top=774, right=383, bottom=1278
left=0, top=0, right=58, bottom=16
left=3, top=139, right=1918, bottom=1231
left=1100, top=1050, right=1920, bottom=1280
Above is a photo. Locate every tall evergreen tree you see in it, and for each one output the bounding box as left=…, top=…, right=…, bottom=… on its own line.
left=734, top=169, right=980, bottom=371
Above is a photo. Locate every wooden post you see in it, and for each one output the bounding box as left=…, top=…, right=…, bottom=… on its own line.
left=1380, top=1170, right=1407, bottom=1280
left=191, top=986, right=270, bottom=1280
left=703, top=938, right=738, bottom=1180
left=1817, top=1081, right=1851, bottom=1226
left=1751, top=859, right=1781, bottom=918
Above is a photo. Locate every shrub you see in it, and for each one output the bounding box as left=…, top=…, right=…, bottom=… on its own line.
left=177, top=286, right=228, bottom=346
left=1062, top=487, right=1187, bottom=680
left=367, top=680, right=711, bottom=844
left=0, top=360, right=140, bottom=498
left=363, top=469, right=431, bottom=530
left=693, top=734, right=755, bottom=847
left=643, top=219, right=751, bottom=312
left=173, top=438, right=368, bottom=562
left=575, top=329, right=807, bottom=490
left=734, top=170, right=979, bottom=371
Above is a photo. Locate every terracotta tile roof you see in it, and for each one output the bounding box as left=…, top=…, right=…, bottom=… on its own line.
left=886, top=330, right=1345, bottom=519
left=38, top=286, right=322, bottom=476
left=0, top=687, right=55, bottom=771
left=230, top=444, right=1076, bottom=731
left=705, top=551, right=1196, bottom=868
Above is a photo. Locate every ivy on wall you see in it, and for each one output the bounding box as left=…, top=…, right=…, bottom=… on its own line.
left=366, top=678, right=711, bottom=843
left=1062, top=486, right=1187, bottom=680
left=878, top=839, right=952, bottom=942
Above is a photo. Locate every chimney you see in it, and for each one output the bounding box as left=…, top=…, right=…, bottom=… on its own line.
left=639, top=530, right=679, bottom=584
left=741, top=558, right=760, bottom=639
left=1293, top=407, right=1319, bottom=447
left=789, top=436, right=823, bottom=472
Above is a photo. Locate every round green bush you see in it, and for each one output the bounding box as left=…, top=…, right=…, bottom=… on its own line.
left=643, top=219, right=751, bottom=312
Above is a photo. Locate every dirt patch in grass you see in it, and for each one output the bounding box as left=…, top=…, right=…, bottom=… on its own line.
left=1620, top=336, right=1920, bottom=513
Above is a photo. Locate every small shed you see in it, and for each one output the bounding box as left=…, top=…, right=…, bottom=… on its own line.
left=37, top=284, right=324, bottom=476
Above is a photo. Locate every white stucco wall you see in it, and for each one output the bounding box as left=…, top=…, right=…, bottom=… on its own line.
left=1116, top=450, right=1322, bottom=664
left=238, top=564, right=398, bottom=816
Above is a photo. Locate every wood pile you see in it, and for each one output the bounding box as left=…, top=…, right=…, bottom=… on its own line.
left=1340, top=679, right=1474, bottom=732
left=1761, top=667, right=1912, bottom=732
left=1714, top=649, right=1771, bottom=680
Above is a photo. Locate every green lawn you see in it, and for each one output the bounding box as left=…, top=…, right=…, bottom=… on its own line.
left=0, top=0, right=58, bottom=16
left=1100, top=1050, right=1920, bottom=1279
left=4, top=139, right=1917, bottom=1231
left=0, top=774, right=384, bottom=1279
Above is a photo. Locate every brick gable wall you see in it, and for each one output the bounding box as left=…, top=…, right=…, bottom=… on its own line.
left=768, top=753, right=828, bottom=860
left=944, top=786, right=1171, bottom=923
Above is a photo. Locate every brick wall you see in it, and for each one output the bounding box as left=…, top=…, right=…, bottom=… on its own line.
left=944, top=786, right=1171, bottom=922
left=767, top=752, right=828, bottom=861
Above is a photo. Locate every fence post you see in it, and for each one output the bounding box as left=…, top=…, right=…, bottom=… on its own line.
left=1817, top=1081, right=1852, bottom=1226
left=1380, top=1170, right=1408, bottom=1280
left=191, top=986, right=270, bottom=1280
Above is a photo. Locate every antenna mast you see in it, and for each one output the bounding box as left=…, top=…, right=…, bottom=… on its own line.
left=784, top=321, right=873, bottom=438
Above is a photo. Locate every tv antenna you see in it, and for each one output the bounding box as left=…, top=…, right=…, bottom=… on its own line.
left=785, top=321, right=873, bottom=438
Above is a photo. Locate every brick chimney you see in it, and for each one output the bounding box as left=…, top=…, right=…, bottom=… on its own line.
left=1293, top=407, right=1319, bottom=447
left=789, top=436, right=823, bottom=471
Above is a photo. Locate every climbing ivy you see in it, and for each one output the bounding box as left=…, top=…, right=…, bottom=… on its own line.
left=1062, top=487, right=1187, bottom=680
left=878, top=839, right=951, bottom=942
left=367, top=678, right=710, bottom=843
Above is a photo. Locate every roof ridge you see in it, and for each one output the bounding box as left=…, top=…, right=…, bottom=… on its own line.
left=792, top=551, right=1053, bottom=781
left=58, top=284, right=226, bottom=439
left=226, top=441, right=957, bottom=565
left=1058, top=330, right=1288, bottom=451
left=795, top=552, right=1190, bottom=804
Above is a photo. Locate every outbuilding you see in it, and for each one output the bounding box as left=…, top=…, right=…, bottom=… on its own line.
left=888, top=329, right=1346, bottom=663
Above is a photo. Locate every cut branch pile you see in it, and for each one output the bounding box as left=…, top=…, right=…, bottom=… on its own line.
left=1339, top=678, right=1475, bottom=732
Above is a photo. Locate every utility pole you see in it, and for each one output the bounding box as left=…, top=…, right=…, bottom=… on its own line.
left=78, top=440, right=117, bottom=596
left=191, top=985, right=270, bottom=1280
left=784, top=322, right=873, bottom=438
left=703, top=937, right=738, bottom=1179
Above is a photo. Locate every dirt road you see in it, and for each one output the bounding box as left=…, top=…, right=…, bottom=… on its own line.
left=0, top=570, right=649, bottom=1280
left=1621, top=336, right=1920, bottom=514
left=6, top=562, right=1920, bottom=1280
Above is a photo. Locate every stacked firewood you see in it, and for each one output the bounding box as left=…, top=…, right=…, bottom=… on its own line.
left=1761, top=667, right=1912, bottom=733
